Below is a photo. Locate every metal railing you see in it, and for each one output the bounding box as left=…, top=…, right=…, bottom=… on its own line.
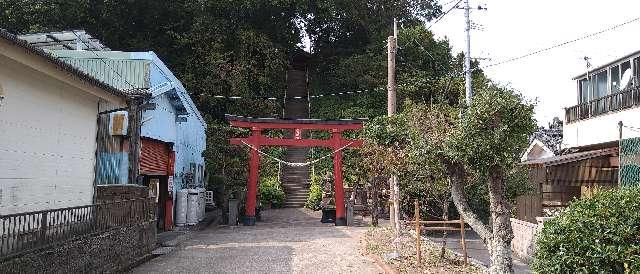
left=565, top=86, right=640, bottom=123
left=0, top=198, right=155, bottom=259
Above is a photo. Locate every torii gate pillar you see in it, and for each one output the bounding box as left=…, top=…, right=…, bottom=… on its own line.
left=332, top=129, right=347, bottom=226
left=226, top=115, right=363, bottom=226
left=244, top=127, right=261, bottom=226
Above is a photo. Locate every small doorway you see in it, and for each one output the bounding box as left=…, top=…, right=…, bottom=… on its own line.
left=144, top=175, right=169, bottom=231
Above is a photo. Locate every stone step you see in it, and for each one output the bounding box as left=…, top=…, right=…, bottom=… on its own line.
left=283, top=187, right=310, bottom=191
left=285, top=191, right=309, bottom=196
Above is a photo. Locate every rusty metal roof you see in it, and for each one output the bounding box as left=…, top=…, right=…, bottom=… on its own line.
left=522, top=147, right=618, bottom=167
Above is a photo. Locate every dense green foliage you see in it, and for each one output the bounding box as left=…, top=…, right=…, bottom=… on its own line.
left=259, top=177, right=286, bottom=208
left=446, top=88, right=537, bottom=176
left=305, top=174, right=325, bottom=211
left=532, top=188, right=640, bottom=273
left=360, top=88, right=536, bottom=220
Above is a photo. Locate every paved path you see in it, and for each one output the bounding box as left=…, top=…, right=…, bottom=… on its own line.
left=426, top=231, right=532, bottom=273
left=131, top=208, right=379, bottom=274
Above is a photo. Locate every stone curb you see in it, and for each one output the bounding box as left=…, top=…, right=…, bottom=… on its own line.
left=367, top=253, right=397, bottom=274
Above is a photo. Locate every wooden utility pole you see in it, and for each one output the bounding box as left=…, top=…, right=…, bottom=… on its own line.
left=387, top=19, right=400, bottom=234
left=127, top=99, right=142, bottom=185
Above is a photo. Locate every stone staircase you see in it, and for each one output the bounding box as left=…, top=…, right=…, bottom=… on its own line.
left=281, top=67, right=310, bottom=208
left=281, top=148, right=311, bottom=208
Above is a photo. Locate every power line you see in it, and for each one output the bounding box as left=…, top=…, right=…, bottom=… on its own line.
left=482, top=16, right=640, bottom=69
left=209, top=87, right=385, bottom=101
left=427, top=0, right=463, bottom=30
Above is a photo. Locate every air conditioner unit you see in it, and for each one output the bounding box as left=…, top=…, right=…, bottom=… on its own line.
left=109, top=111, right=129, bottom=136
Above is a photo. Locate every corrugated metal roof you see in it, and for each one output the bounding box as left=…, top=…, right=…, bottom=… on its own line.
left=0, top=29, right=146, bottom=99
left=57, top=58, right=150, bottom=90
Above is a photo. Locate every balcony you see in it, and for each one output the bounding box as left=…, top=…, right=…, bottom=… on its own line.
left=565, top=86, right=640, bottom=123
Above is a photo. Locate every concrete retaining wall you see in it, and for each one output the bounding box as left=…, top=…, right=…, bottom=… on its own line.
left=1, top=186, right=155, bottom=273
left=510, top=218, right=538, bottom=263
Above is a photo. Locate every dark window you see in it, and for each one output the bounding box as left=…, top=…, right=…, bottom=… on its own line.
left=611, top=65, right=620, bottom=93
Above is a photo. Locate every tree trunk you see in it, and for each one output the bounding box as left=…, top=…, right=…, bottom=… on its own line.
left=370, top=179, right=379, bottom=226
left=389, top=176, right=395, bottom=230
left=393, top=175, right=400, bottom=236
left=440, top=198, right=449, bottom=258
left=445, top=161, right=514, bottom=274
left=487, top=170, right=514, bottom=274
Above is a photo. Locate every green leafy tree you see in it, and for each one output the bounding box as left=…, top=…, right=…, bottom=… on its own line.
left=444, top=87, right=536, bottom=274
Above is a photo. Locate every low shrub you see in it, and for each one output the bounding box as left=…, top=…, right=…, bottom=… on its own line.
left=305, top=174, right=326, bottom=210
left=532, top=187, right=640, bottom=273
left=305, top=181, right=323, bottom=210
left=259, top=177, right=286, bottom=208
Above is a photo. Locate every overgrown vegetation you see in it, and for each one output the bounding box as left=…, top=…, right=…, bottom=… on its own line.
left=259, top=177, right=286, bottom=208
left=364, top=227, right=480, bottom=273
left=305, top=174, right=325, bottom=211
left=532, top=187, right=640, bottom=273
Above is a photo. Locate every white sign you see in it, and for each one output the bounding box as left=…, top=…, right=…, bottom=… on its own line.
left=168, top=176, right=174, bottom=194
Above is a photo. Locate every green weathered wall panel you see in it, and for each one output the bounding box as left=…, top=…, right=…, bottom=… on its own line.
left=59, top=58, right=150, bottom=90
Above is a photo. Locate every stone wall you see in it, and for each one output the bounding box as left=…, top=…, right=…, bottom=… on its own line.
left=97, top=184, right=149, bottom=202
left=0, top=220, right=155, bottom=273
left=510, top=218, right=538, bottom=263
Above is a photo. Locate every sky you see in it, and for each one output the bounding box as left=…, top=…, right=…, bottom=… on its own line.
left=429, top=0, right=640, bottom=126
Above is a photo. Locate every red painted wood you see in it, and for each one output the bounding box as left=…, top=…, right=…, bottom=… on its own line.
left=167, top=151, right=176, bottom=176
left=245, top=129, right=261, bottom=220
left=228, top=117, right=364, bottom=225
left=229, top=120, right=363, bottom=131
left=164, top=199, right=173, bottom=231
left=332, top=131, right=346, bottom=222
left=230, top=137, right=363, bottom=148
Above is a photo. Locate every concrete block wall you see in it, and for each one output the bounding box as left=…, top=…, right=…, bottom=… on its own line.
left=0, top=219, right=155, bottom=273
left=510, top=218, right=538, bottom=263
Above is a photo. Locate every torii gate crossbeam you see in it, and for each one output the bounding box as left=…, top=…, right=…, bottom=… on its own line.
left=226, top=115, right=364, bottom=226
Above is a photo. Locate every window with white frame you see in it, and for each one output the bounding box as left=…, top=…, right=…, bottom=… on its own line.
left=576, top=55, right=640, bottom=103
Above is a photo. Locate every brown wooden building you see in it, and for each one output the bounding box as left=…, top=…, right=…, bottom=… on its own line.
left=517, top=142, right=618, bottom=223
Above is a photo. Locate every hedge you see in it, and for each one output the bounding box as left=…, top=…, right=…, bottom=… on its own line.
left=532, top=187, right=640, bottom=273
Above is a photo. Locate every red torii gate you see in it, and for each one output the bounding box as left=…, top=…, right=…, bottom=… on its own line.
left=227, top=115, right=364, bottom=226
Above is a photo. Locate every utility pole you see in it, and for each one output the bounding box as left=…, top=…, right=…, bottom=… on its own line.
left=464, top=0, right=473, bottom=105
left=387, top=18, right=400, bottom=236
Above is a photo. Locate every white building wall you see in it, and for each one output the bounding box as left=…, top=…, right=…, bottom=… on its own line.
left=0, top=55, right=102, bottom=215
left=563, top=107, right=640, bottom=148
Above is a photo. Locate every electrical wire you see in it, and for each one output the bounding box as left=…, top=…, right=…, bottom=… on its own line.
left=482, top=16, right=640, bottom=69
left=427, top=0, right=463, bottom=30
left=209, top=87, right=385, bottom=101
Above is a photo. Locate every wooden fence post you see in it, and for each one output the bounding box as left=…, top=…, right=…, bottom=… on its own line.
left=414, top=199, right=421, bottom=267
left=459, top=215, right=467, bottom=265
